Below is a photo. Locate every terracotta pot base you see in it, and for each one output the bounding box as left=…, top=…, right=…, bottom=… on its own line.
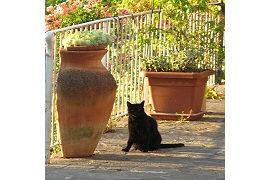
left=149, top=111, right=205, bottom=121
left=60, top=133, right=102, bottom=158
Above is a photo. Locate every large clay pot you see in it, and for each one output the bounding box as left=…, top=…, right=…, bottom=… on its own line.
left=57, top=47, right=116, bottom=158
left=144, top=71, right=212, bottom=121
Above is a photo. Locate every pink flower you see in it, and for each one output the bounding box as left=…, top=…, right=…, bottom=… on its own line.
left=121, top=54, right=129, bottom=61
left=54, top=20, right=60, bottom=27
left=46, top=24, right=53, bottom=31
left=46, top=5, right=54, bottom=13
left=63, top=9, right=69, bottom=16
left=102, top=10, right=112, bottom=18
left=118, top=8, right=129, bottom=15
left=55, top=5, right=69, bottom=16
left=59, top=2, right=68, bottom=9
left=70, top=4, right=78, bottom=11
left=87, top=0, right=94, bottom=9
left=74, top=0, right=81, bottom=6
left=45, top=15, right=52, bottom=22
left=45, top=14, right=56, bottom=23
left=55, top=6, right=63, bottom=16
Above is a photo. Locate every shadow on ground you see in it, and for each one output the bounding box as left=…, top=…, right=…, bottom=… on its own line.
left=46, top=99, right=225, bottom=180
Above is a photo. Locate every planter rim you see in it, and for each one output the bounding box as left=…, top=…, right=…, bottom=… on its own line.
left=143, top=70, right=214, bottom=79
left=60, top=49, right=107, bottom=54
left=63, top=45, right=107, bottom=51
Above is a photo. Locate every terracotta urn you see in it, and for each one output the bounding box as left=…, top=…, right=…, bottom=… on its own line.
left=57, top=46, right=116, bottom=158
left=144, top=71, right=212, bottom=121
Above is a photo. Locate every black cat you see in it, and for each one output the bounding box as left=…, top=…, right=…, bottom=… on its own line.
left=122, top=101, right=184, bottom=152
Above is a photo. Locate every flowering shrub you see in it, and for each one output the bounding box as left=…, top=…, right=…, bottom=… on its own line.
left=45, top=0, right=136, bottom=31
left=45, top=0, right=117, bottom=31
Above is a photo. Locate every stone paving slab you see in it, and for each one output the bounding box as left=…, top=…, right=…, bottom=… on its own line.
left=46, top=99, right=225, bottom=180
left=46, top=165, right=224, bottom=180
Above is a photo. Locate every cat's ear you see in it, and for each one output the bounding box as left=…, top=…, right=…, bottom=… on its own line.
left=127, top=101, right=131, bottom=107
left=141, top=100, right=145, bottom=107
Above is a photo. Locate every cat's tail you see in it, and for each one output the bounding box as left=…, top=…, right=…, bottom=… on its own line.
left=160, top=143, right=185, bottom=148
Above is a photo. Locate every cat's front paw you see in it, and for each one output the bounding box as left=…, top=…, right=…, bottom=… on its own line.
left=122, top=148, right=129, bottom=152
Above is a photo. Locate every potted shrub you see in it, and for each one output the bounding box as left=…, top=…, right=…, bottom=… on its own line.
left=142, top=47, right=213, bottom=121
left=57, top=30, right=117, bottom=158
left=140, top=1, right=221, bottom=121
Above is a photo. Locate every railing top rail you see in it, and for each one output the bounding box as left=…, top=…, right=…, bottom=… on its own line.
left=46, top=9, right=161, bottom=34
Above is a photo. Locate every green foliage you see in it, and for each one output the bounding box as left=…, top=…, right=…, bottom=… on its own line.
left=62, top=30, right=114, bottom=47
left=50, top=144, right=61, bottom=157
left=140, top=0, right=224, bottom=74
left=104, top=117, right=121, bottom=133
left=45, top=0, right=66, bottom=8
left=142, top=46, right=211, bottom=72
left=205, top=86, right=224, bottom=100
left=119, top=0, right=153, bottom=12
left=142, top=56, right=171, bottom=72
left=60, top=6, right=101, bottom=28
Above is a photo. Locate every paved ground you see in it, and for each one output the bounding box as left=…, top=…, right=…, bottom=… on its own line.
left=46, top=99, right=225, bottom=180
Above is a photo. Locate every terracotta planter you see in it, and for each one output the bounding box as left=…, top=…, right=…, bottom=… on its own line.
left=144, top=71, right=212, bottom=121
left=57, top=47, right=117, bottom=158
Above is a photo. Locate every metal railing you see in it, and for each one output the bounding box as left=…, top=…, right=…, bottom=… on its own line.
left=45, top=9, right=223, bottom=162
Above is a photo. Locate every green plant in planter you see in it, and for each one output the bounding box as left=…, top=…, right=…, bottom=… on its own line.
left=62, top=30, right=114, bottom=48
left=140, top=0, right=218, bottom=120
left=141, top=46, right=213, bottom=73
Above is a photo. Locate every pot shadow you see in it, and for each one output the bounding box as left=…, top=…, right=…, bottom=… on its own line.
left=201, top=112, right=225, bottom=122
left=205, top=112, right=225, bottom=116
